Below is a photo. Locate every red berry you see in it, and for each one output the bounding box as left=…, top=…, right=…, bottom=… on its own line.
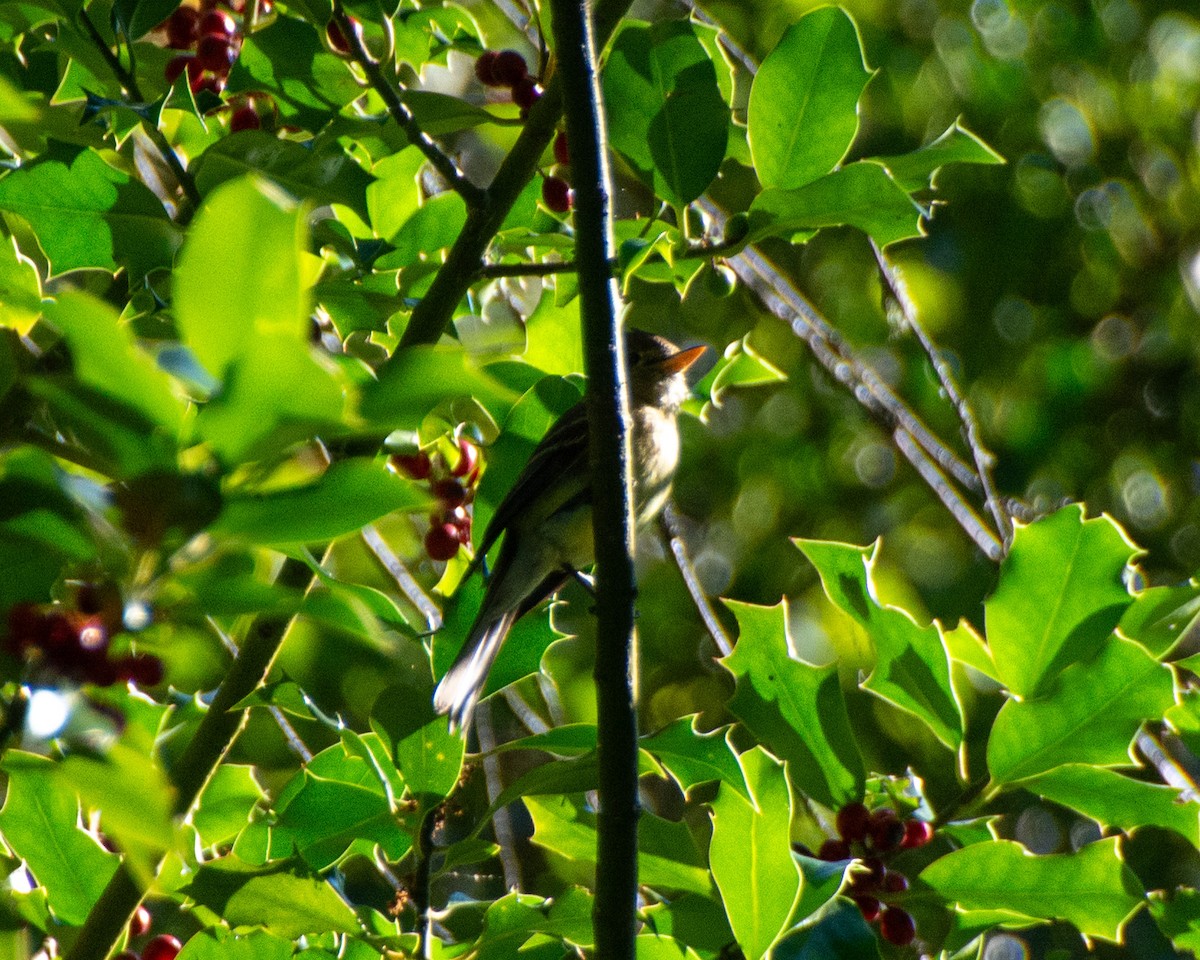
left=836, top=801, right=870, bottom=843
left=164, top=55, right=192, bottom=84
left=857, top=856, right=886, bottom=888
left=553, top=130, right=570, bottom=166
left=449, top=506, right=471, bottom=542
left=432, top=479, right=467, bottom=509
left=451, top=439, right=479, bottom=479
left=853, top=894, right=881, bottom=923
left=142, top=934, right=183, bottom=960
left=164, top=6, right=199, bottom=49
left=198, top=9, right=234, bottom=37
left=326, top=17, right=358, bottom=53
left=115, top=654, right=165, bottom=687
left=390, top=451, right=432, bottom=480
left=474, top=50, right=501, bottom=86
left=230, top=105, right=260, bottom=131
left=882, top=871, right=909, bottom=894
left=900, top=819, right=934, bottom=849
left=541, top=175, right=572, bottom=213
left=129, top=904, right=151, bottom=938
left=43, top=612, right=81, bottom=656
left=880, top=907, right=916, bottom=946
left=817, top=839, right=850, bottom=861
left=196, top=34, right=234, bottom=72
left=6, top=602, right=43, bottom=654
left=868, top=808, right=904, bottom=852
left=492, top=49, right=528, bottom=86
left=425, top=523, right=461, bottom=561
left=511, top=76, right=542, bottom=110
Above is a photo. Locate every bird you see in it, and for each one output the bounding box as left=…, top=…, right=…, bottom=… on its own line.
left=433, top=329, right=707, bottom=732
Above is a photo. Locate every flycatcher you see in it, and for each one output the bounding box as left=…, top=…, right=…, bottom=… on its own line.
left=434, top=329, right=706, bottom=731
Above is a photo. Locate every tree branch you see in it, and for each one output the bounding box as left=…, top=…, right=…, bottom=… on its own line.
left=660, top=504, right=732, bottom=657
left=63, top=558, right=312, bottom=960
left=871, top=240, right=1012, bottom=550
left=394, top=0, right=635, bottom=350
left=329, top=0, right=486, bottom=210
left=549, top=0, right=639, bottom=956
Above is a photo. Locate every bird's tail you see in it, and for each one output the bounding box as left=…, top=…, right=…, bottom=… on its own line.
left=433, top=610, right=518, bottom=733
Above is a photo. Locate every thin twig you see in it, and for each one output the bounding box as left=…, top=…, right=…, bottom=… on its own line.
left=871, top=240, right=1012, bottom=549
left=362, top=525, right=442, bottom=632
left=329, top=1, right=486, bottom=210
left=478, top=259, right=580, bottom=279
left=77, top=8, right=201, bottom=216
left=475, top=700, right=523, bottom=890
left=659, top=505, right=732, bottom=657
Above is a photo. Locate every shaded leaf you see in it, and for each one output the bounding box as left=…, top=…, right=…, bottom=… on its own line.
left=643, top=716, right=750, bottom=801
left=872, top=119, right=1005, bottom=192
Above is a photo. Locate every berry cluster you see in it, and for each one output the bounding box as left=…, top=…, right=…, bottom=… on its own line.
left=159, top=0, right=262, bottom=100
left=5, top=585, right=162, bottom=689
left=474, top=49, right=573, bottom=213
left=116, top=922, right=181, bottom=960
left=390, top=437, right=480, bottom=562
left=817, top=802, right=934, bottom=946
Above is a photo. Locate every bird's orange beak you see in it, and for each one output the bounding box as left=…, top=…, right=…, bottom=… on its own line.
left=656, top=344, right=707, bottom=375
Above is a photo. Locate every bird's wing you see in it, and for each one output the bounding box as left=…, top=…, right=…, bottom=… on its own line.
left=467, top=400, right=590, bottom=576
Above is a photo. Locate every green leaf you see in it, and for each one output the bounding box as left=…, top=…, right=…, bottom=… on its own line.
left=635, top=934, right=703, bottom=960
left=771, top=903, right=880, bottom=960
left=471, top=888, right=594, bottom=958
left=193, top=765, right=267, bottom=849
left=370, top=682, right=465, bottom=801
left=792, top=854, right=851, bottom=926
left=525, top=795, right=714, bottom=896
left=0, top=145, right=181, bottom=279
left=641, top=894, right=734, bottom=958
left=359, top=346, right=517, bottom=428
left=720, top=599, right=864, bottom=807
left=985, top=504, right=1139, bottom=699
left=111, top=0, right=177, bottom=40
left=193, top=132, right=375, bottom=217
left=1024, top=764, right=1199, bottom=844
left=918, top=838, right=1144, bottom=941
left=1118, top=581, right=1200, bottom=659
left=225, top=16, right=363, bottom=130
left=0, top=235, right=44, bottom=332
left=0, top=752, right=119, bottom=925
left=709, top=746, right=801, bottom=960
left=601, top=19, right=728, bottom=206
left=1149, top=889, right=1200, bottom=954
left=747, top=7, right=871, bottom=190
left=178, top=929, right=296, bottom=960
left=746, top=163, right=924, bottom=248
left=797, top=539, right=963, bottom=749
left=643, top=717, right=750, bottom=801
left=182, top=859, right=361, bottom=937
left=43, top=290, right=184, bottom=432
left=213, top=459, right=430, bottom=546
left=987, top=637, right=1175, bottom=785
left=174, top=175, right=308, bottom=379
left=365, top=147, right=424, bottom=242
left=696, top=336, right=788, bottom=410
left=872, top=119, right=1005, bottom=192
left=375, top=192, right=467, bottom=269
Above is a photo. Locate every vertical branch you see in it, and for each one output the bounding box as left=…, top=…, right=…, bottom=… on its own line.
left=548, top=0, right=639, bottom=957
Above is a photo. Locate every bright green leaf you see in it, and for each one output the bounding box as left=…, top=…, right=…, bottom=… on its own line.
left=193, top=765, right=267, bottom=849
left=214, top=459, right=431, bottom=545
left=721, top=599, right=865, bottom=807
left=1150, top=889, right=1200, bottom=954
left=986, top=504, right=1139, bottom=699
left=642, top=716, right=750, bottom=801
left=602, top=19, right=728, bottom=206
left=987, top=637, right=1175, bottom=785
left=798, top=539, right=963, bottom=749
left=360, top=346, right=517, bottom=428
left=178, top=929, right=295, bottom=960
left=0, top=235, right=43, bottom=332
left=370, top=682, right=465, bottom=801
left=918, top=838, right=1144, bottom=942
left=709, top=746, right=801, bottom=960
left=872, top=119, right=1005, bottom=192
left=747, top=8, right=871, bottom=190
left=1119, top=581, right=1200, bottom=659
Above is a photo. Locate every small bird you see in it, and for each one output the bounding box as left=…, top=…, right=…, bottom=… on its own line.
left=433, top=329, right=706, bottom=731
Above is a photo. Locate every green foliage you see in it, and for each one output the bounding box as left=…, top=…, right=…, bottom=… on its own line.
left=0, top=1, right=1195, bottom=960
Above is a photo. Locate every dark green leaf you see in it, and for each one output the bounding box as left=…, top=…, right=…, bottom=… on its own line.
left=1149, top=890, right=1200, bottom=954
left=641, top=894, right=734, bottom=958
left=602, top=20, right=728, bottom=206
left=0, top=752, right=119, bottom=925
left=213, top=460, right=431, bottom=546
left=1119, top=581, right=1200, bottom=659
left=721, top=599, right=865, bottom=807
left=193, top=132, right=374, bottom=217
left=111, top=0, right=177, bottom=40
left=642, top=716, right=750, bottom=801
left=987, top=637, right=1174, bottom=785
left=986, top=504, right=1138, bottom=699
left=747, top=7, right=871, bottom=189
left=709, top=746, right=800, bottom=960
left=370, top=682, right=465, bottom=801
left=918, top=838, right=1144, bottom=941
left=0, top=145, right=181, bottom=279
left=359, top=346, right=517, bottom=428
left=182, top=859, right=361, bottom=937
left=798, top=539, right=963, bottom=749
left=771, top=903, right=881, bottom=960
left=747, top=163, right=924, bottom=248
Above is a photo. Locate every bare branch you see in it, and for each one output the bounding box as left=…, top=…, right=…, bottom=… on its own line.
left=660, top=504, right=733, bottom=657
